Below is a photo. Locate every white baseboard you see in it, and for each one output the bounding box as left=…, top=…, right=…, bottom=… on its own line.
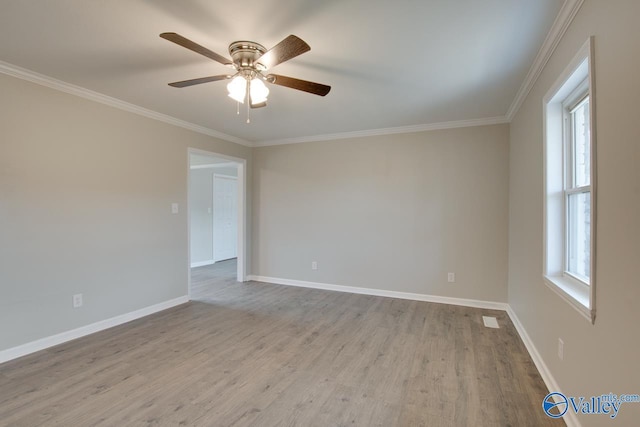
left=249, top=275, right=578, bottom=424
left=190, top=259, right=215, bottom=268
left=506, top=306, right=581, bottom=427
left=247, top=275, right=508, bottom=311
left=0, top=278, right=574, bottom=425
left=0, top=295, right=189, bottom=365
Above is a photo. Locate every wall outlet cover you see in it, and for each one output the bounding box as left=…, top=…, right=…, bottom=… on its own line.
left=72, top=293, right=83, bottom=308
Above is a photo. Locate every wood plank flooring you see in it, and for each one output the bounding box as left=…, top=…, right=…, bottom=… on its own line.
left=0, top=260, right=563, bottom=426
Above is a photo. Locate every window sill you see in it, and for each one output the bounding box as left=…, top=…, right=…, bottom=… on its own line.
left=544, top=274, right=595, bottom=324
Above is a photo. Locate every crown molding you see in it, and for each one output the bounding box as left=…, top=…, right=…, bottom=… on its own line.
left=254, top=116, right=509, bottom=147
left=1, top=0, right=582, bottom=151
left=0, top=60, right=252, bottom=147
left=506, top=0, right=585, bottom=121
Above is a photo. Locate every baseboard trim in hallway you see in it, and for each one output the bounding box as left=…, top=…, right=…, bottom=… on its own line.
left=190, top=259, right=215, bottom=268
left=0, top=295, right=189, bottom=364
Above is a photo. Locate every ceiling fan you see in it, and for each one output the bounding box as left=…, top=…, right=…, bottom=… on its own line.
left=160, top=32, right=331, bottom=121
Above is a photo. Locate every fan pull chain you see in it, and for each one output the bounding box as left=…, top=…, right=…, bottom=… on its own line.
left=246, top=79, right=251, bottom=124
left=236, top=101, right=240, bottom=115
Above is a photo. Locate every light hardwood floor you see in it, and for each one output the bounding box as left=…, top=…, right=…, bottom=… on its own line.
left=0, top=261, right=563, bottom=426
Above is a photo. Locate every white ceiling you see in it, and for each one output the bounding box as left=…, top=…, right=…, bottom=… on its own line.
left=0, top=0, right=563, bottom=145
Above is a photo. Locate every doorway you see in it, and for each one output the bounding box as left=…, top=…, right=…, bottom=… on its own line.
left=187, top=148, right=246, bottom=299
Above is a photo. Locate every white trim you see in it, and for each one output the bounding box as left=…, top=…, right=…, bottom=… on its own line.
left=543, top=37, right=596, bottom=324
left=506, top=0, right=585, bottom=121
left=0, top=60, right=251, bottom=147
left=213, top=173, right=237, bottom=180
left=543, top=40, right=591, bottom=106
left=543, top=276, right=592, bottom=322
left=0, top=60, right=509, bottom=149
left=249, top=271, right=584, bottom=427
left=247, top=275, right=508, bottom=311
left=190, top=260, right=215, bottom=268
left=254, top=116, right=509, bottom=147
left=0, top=296, right=188, bottom=365
left=0, top=0, right=586, bottom=151
left=190, top=162, right=238, bottom=170
left=0, top=276, right=577, bottom=427
left=187, top=151, right=192, bottom=301
left=0, top=1, right=583, bottom=147
left=507, top=306, right=582, bottom=427
left=188, top=148, right=245, bottom=166
left=237, top=162, right=246, bottom=282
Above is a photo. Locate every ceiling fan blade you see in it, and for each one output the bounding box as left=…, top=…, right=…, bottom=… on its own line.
left=267, top=74, right=331, bottom=96
left=160, top=32, right=232, bottom=66
left=257, top=35, right=310, bottom=69
left=168, top=75, right=230, bottom=88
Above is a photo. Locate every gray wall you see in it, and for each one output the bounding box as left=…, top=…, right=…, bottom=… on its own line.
left=508, top=0, right=640, bottom=425
left=0, top=72, right=251, bottom=351
left=252, top=125, right=509, bottom=302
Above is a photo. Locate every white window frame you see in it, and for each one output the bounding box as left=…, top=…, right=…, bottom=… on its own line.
left=543, top=37, right=597, bottom=323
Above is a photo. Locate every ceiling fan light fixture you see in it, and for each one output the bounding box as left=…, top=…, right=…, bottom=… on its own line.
left=227, top=75, right=246, bottom=103
left=250, top=78, right=269, bottom=105
left=161, top=32, right=331, bottom=121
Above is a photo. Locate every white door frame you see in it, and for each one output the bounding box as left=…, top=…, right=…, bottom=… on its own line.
left=187, top=148, right=247, bottom=300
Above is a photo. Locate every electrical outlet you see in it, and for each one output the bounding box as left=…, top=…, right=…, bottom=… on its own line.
left=72, top=293, right=83, bottom=308
left=171, top=203, right=179, bottom=214
left=311, top=261, right=318, bottom=270
left=447, top=272, right=455, bottom=283
left=558, top=338, right=564, bottom=361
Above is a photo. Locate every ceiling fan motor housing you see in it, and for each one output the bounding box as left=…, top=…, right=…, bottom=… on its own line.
left=228, top=41, right=267, bottom=71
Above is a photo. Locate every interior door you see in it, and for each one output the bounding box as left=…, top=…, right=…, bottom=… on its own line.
left=213, top=175, right=238, bottom=262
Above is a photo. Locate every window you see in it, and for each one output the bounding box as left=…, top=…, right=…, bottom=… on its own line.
left=544, top=37, right=596, bottom=323
left=564, top=87, right=590, bottom=283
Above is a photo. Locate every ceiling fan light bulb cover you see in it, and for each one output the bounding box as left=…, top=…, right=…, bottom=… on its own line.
left=250, top=78, right=269, bottom=104
left=227, top=76, right=246, bottom=103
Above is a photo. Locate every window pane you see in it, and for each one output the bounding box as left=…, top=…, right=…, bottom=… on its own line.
left=567, top=191, right=590, bottom=282
left=572, top=99, right=590, bottom=187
